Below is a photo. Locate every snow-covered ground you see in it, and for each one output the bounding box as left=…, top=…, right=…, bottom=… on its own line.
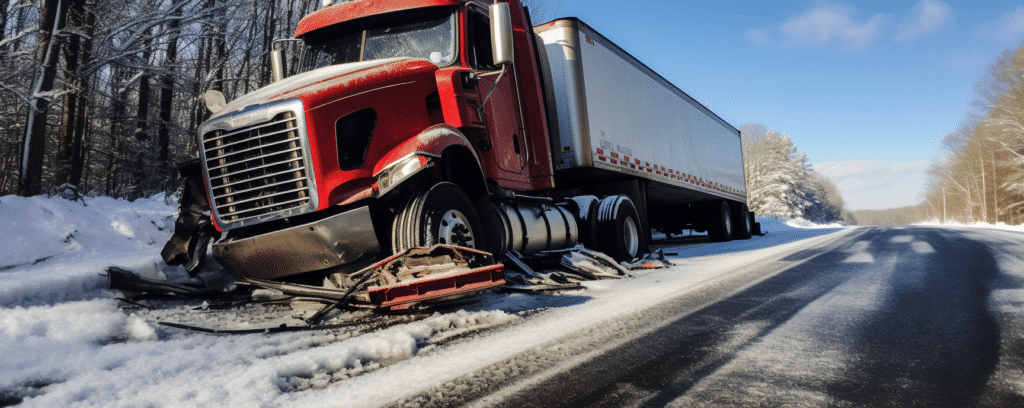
left=0, top=193, right=1016, bottom=407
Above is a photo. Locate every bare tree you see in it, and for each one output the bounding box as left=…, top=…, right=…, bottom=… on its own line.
left=18, top=0, right=71, bottom=196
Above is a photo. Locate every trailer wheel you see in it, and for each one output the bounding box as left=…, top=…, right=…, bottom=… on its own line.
left=596, top=195, right=644, bottom=261
left=707, top=201, right=733, bottom=242
left=732, top=203, right=752, bottom=240
left=391, top=182, right=486, bottom=252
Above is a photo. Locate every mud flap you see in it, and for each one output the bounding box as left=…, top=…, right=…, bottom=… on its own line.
left=161, top=159, right=217, bottom=276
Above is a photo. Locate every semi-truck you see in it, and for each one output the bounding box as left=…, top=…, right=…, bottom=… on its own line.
left=162, top=0, right=755, bottom=309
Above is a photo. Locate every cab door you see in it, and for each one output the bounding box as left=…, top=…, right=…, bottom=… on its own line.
left=465, top=9, right=529, bottom=187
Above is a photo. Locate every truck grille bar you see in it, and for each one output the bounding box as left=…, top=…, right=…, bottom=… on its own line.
left=198, top=99, right=318, bottom=230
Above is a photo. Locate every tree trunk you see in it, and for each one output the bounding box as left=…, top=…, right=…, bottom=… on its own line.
left=55, top=0, right=89, bottom=187
left=107, top=65, right=127, bottom=195
left=157, top=0, right=182, bottom=190
left=19, top=0, right=71, bottom=196
left=135, top=36, right=153, bottom=141
left=10, top=3, right=27, bottom=54
left=70, top=7, right=96, bottom=188
left=0, top=0, right=9, bottom=44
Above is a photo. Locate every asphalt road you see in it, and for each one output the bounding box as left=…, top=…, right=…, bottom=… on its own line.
left=392, top=227, right=1024, bottom=407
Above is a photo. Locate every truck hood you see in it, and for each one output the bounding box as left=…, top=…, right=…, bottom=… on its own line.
left=211, top=58, right=407, bottom=119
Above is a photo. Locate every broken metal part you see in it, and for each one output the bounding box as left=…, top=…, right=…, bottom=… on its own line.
left=554, top=245, right=634, bottom=278
left=502, top=250, right=537, bottom=275
left=368, top=264, right=504, bottom=310
left=211, top=205, right=380, bottom=281
left=501, top=284, right=585, bottom=293
left=304, top=270, right=378, bottom=325
left=622, top=249, right=676, bottom=270
left=161, top=159, right=217, bottom=277
left=242, top=246, right=505, bottom=318
left=158, top=320, right=370, bottom=335
left=105, top=266, right=216, bottom=298
left=115, top=297, right=155, bottom=310
left=242, top=278, right=352, bottom=301
left=364, top=245, right=505, bottom=310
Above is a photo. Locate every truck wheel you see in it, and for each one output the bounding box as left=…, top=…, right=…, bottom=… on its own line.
left=391, top=182, right=486, bottom=252
left=732, top=203, right=752, bottom=240
left=707, top=201, right=733, bottom=242
left=570, top=195, right=600, bottom=251
left=596, top=195, right=644, bottom=261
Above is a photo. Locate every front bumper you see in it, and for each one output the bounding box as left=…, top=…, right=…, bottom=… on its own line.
left=212, top=206, right=380, bottom=280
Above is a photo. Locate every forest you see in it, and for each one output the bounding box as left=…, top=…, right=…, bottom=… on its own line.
left=1, top=0, right=318, bottom=199
left=918, top=45, right=1024, bottom=226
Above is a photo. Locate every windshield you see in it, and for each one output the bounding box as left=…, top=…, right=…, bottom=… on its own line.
left=300, top=12, right=457, bottom=72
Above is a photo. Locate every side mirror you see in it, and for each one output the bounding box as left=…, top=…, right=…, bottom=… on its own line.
left=270, top=47, right=286, bottom=83
left=489, top=2, right=514, bottom=66
left=204, top=90, right=226, bottom=114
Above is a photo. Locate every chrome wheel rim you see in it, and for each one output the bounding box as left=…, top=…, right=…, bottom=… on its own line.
left=623, top=217, right=639, bottom=257
left=438, top=210, right=475, bottom=247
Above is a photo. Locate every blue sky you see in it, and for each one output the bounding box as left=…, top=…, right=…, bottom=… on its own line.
left=537, top=0, right=1024, bottom=210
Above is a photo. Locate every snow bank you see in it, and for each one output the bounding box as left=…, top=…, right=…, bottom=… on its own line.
left=0, top=194, right=181, bottom=307
left=915, top=219, right=1024, bottom=232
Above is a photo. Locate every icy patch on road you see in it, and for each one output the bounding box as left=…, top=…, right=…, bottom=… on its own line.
left=665, top=255, right=896, bottom=407
left=960, top=229, right=1024, bottom=403
left=842, top=241, right=875, bottom=263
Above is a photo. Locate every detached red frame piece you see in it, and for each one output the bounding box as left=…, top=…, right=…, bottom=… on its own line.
left=364, top=245, right=506, bottom=310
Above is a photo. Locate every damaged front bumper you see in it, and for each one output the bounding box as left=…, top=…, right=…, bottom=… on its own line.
left=212, top=206, right=380, bottom=280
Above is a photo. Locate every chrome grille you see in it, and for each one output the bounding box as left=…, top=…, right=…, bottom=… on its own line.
left=201, top=102, right=315, bottom=228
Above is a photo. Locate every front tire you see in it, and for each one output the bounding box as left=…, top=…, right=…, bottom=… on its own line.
left=391, top=182, right=486, bottom=252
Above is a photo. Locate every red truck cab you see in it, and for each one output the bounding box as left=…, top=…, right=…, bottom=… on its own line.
left=199, top=0, right=560, bottom=281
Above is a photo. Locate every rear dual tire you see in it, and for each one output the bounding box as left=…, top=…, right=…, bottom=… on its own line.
left=732, top=203, right=752, bottom=240
left=707, top=201, right=754, bottom=242
left=596, top=195, right=644, bottom=262
left=707, top=201, right=733, bottom=242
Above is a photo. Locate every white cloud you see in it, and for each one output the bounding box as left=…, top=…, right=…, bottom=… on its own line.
left=894, top=0, right=951, bottom=42
left=747, top=29, right=772, bottom=46
left=995, top=7, right=1024, bottom=42
left=812, top=159, right=930, bottom=210
left=779, top=4, right=886, bottom=49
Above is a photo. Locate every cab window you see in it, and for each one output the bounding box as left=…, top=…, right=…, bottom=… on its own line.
left=467, top=12, right=497, bottom=70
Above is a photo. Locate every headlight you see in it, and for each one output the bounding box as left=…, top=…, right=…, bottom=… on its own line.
left=376, top=154, right=433, bottom=195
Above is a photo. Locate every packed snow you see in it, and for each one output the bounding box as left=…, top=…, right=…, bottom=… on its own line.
left=0, top=193, right=1018, bottom=407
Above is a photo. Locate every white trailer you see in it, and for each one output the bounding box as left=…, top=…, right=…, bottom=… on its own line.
left=534, top=18, right=752, bottom=242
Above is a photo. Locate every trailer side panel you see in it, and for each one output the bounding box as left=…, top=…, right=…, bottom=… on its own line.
left=536, top=19, right=745, bottom=203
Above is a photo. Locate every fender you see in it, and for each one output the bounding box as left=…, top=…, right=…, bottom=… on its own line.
left=372, top=124, right=487, bottom=196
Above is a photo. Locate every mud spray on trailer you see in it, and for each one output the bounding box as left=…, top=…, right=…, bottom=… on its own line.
left=116, top=0, right=760, bottom=331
